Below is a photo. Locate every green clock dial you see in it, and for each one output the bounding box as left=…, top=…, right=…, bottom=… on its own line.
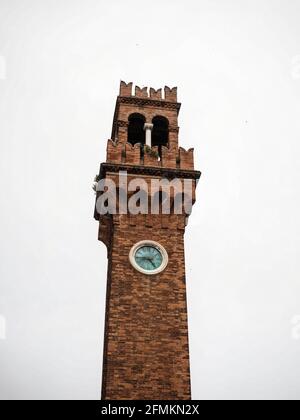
left=129, top=241, right=168, bottom=275
left=134, top=246, right=163, bottom=271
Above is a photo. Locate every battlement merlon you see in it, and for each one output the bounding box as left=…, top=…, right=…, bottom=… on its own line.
left=119, top=81, right=178, bottom=102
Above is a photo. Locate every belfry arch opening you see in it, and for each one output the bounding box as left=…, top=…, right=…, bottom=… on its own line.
left=152, top=116, right=169, bottom=148
left=128, top=113, right=146, bottom=145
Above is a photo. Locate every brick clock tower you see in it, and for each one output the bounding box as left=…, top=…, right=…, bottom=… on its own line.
left=94, top=82, right=201, bottom=400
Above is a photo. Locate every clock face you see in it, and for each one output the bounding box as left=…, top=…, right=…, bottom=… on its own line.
left=129, top=241, right=168, bottom=275
left=135, top=245, right=163, bottom=272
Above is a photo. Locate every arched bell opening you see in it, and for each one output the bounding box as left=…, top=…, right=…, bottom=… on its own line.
left=128, top=113, right=146, bottom=146
left=152, top=116, right=169, bottom=157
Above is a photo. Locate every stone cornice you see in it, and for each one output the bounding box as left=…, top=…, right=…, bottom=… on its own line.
left=99, top=163, right=201, bottom=181
left=117, top=96, right=181, bottom=112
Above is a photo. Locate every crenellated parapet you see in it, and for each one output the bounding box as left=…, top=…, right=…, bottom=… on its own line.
left=164, top=86, right=177, bottom=102
left=179, top=147, right=194, bottom=170
left=107, top=140, right=124, bottom=164
left=149, top=88, right=162, bottom=100
left=119, top=81, right=178, bottom=103
left=135, top=86, right=148, bottom=98
left=106, top=140, right=194, bottom=170
left=144, top=146, right=160, bottom=167
left=161, top=146, right=177, bottom=169
left=125, top=143, right=141, bottom=165
left=119, top=81, right=133, bottom=97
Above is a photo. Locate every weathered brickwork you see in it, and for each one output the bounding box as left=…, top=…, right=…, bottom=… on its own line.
left=179, top=147, right=195, bottom=170
left=95, top=82, right=200, bottom=400
left=106, top=141, right=194, bottom=171
left=101, top=172, right=197, bottom=206
left=101, top=215, right=191, bottom=400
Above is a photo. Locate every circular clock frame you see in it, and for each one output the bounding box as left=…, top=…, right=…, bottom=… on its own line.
left=129, top=240, right=169, bottom=276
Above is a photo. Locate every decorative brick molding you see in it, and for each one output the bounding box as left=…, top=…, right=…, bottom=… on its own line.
left=117, top=95, right=181, bottom=111
left=117, top=120, right=129, bottom=128
left=99, top=162, right=201, bottom=181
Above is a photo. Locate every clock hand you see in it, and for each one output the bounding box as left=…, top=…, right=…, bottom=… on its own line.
left=146, top=258, right=156, bottom=268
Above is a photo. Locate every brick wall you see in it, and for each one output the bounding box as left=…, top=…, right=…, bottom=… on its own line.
left=106, top=141, right=195, bottom=171
left=101, top=214, right=191, bottom=400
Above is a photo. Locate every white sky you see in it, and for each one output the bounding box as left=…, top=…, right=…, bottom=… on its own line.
left=0, top=0, right=300, bottom=400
